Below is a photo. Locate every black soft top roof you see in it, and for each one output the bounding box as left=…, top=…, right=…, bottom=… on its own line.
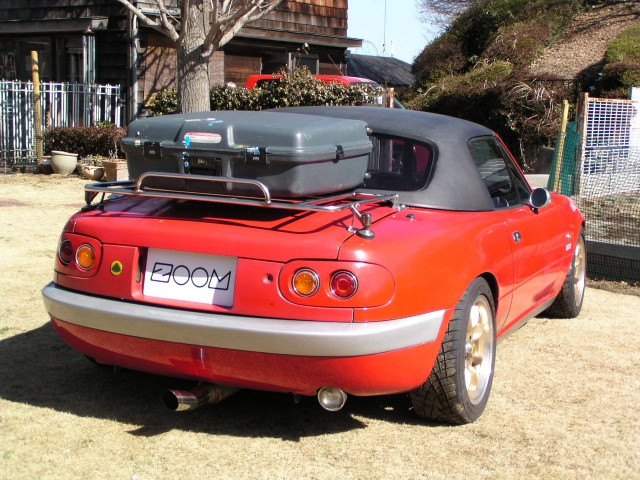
left=274, top=106, right=496, bottom=211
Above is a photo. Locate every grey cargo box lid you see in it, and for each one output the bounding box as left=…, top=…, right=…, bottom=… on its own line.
left=123, top=111, right=371, bottom=162
left=121, top=111, right=373, bottom=197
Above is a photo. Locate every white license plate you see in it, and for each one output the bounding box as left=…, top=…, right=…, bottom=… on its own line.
left=143, top=248, right=237, bottom=307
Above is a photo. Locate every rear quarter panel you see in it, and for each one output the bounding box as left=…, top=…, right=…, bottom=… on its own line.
left=339, top=208, right=516, bottom=325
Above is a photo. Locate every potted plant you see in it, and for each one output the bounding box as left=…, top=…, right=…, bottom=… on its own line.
left=78, top=155, right=106, bottom=181
left=50, top=150, right=79, bottom=175
left=102, top=150, right=129, bottom=181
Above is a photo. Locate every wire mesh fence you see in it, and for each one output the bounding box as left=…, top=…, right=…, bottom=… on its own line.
left=549, top=93, right=639, bottom=282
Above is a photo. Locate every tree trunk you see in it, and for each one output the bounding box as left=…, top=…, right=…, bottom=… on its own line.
left=177, top=0, right=212, bottom=113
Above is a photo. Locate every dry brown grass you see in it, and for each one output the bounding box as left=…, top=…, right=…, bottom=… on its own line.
left=1, top=173, right=639, bottom=480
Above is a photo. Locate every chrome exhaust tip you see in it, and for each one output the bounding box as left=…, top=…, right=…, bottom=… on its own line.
left=317, top=387, right=347, bottom=412
left=161, top=383, right=239, bottom=412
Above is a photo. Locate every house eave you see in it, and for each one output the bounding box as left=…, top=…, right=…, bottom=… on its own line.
left=0, top=17, right=110, bottom=34
left=236, top=26, right=362, bottom=49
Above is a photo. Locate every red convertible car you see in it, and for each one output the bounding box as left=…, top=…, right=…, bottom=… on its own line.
left=42, top=107, right=585, bottom=424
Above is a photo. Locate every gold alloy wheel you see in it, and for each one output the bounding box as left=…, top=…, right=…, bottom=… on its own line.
left=573, top=236, right=586, bottom=307
left=464, top=295, right=494, bottom=405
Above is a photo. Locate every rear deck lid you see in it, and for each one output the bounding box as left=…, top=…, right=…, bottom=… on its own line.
left=71, top=196, right=395, bottom=262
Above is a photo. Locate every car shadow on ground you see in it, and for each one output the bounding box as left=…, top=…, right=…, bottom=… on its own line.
left=0, top=324, right=430, bottom=441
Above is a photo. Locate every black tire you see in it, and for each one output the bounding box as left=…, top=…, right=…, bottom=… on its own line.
left=544, top=230, right=586, bottom=319
left=410, top=277, right=496, bottom=424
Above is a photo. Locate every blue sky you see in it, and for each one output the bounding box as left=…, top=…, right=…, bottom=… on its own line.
left=347, top=0, right=439, bottom=64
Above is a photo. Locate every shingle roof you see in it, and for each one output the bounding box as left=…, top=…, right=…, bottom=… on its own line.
left=346, top=54, right=415, bottom=87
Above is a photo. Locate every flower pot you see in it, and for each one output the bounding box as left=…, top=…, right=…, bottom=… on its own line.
left=82, top=165, right=105, bottom=181
left=51, top=151, right=78, bottom=175
left=103, top=159, right=129, bottom=181
left=39, top=156, right=53, bottom=175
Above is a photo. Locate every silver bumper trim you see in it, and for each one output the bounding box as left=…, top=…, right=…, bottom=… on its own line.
left=42, top=283, right=444, bottom=357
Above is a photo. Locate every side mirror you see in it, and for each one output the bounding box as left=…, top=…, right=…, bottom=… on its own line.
left=528, top=187, right=551, bottom=213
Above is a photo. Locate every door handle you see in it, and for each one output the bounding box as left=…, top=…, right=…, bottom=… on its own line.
left=513, top=231, right=522, bottom=243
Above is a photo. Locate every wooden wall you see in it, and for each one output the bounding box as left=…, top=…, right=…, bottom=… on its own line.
left=139, top=32, right=225, bottom=107
left=0, top=1, right=355, bottom=117
left=253, top=0, right=349, bottom=36
left=0, top=0, right=129, bottom=88
left=0, top=0, right=126, bottom=29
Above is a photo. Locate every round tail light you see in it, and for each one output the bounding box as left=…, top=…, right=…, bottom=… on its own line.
left=330, top=271, right=358, bottom=299
left=292, top=269, right=320, bottom=297
left=58, top=239, right=73, bottom=266
left=75, top=244, right=96, bottom=270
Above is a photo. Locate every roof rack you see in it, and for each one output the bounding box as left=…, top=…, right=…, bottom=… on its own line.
left=84, top=172, right=400, bottom=239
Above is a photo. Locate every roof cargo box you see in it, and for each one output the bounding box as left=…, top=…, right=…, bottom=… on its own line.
left=120, top=111, right=372, bottom=198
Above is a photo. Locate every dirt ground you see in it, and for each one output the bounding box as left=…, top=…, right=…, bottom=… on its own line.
left=1, top=173, right=639, bottom=480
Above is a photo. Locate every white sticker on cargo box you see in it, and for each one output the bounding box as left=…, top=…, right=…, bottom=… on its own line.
left=184, top=132, right=222, bottom=147
left=143, top=248, right=237, bottom=307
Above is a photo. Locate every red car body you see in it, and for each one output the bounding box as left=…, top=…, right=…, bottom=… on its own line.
left=43, top=107, right=585, bottom=423
left=244, top=74, right=379, bottom=90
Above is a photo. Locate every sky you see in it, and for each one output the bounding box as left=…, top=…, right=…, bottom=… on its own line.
left=347, top=0, right=440, bottom=64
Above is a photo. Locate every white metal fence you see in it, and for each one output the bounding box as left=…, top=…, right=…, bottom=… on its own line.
left=0, top=81, right=123, bottom=168
left=579, top=93, right=640, bottom=197
left=570, top=91, right=640, bottom=282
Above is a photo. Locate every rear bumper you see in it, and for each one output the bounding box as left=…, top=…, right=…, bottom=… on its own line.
left=43, top=283, right=447, bottom=395
left=42, top=282, right=444, bottom=357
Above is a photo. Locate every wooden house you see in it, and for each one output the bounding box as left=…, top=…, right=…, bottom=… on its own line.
left=0, top=0, right=361, bottom=121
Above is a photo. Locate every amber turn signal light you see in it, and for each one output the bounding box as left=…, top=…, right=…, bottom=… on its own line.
left=292, top=269, right=320, bottom=297
left=75, top=244, right=96, bottom=270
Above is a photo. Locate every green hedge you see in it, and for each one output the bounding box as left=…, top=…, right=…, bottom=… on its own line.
left=44, top=126, right=125, bottom=158
left=149, top=69, right=384, bottom=116
left=599, top=23, right=640, bottom=97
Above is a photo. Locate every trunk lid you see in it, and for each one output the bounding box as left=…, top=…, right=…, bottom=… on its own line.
left=70, top=196, right=394, bottom=261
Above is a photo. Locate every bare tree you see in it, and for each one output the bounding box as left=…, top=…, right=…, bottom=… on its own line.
left=417, top=0, right=477, bottom=24
left=118, top=0, right=284, bottom=113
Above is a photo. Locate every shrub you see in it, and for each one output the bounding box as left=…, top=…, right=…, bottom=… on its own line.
left=250, top=69, right=383, bottom=109
left=44, top=126, right=125, bottom=158
left=412, top=0, right=580, bottom=84
left=149, top=68, right=385, bottom=115
left=210, top=85, right=262, bottom=110
left=594, top=23, right=640, bottom=97
left=408, top=0, right=588, bottom=166
left=412, top=38, right=467, bottom=84
left=149, top=89, right=179, bottom=116
left=604, top=23, right=640, bottom=63
left=483, top=22, right=554, bottom=67
left=600, top=62, right=640, bottom=97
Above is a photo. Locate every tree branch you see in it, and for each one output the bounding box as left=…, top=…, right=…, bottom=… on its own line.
left=417, top=0, right=477, bottom=23
left=203, top=0, right=283, bottom=56
left=154, top=0, right=181, bottom=40
left=116, top=0, right=179, bottom=41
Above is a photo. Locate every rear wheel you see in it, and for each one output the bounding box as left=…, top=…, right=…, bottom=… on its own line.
left=410, top=278, right=496, bottom=424
left=544, top=231, right=586, bottom=319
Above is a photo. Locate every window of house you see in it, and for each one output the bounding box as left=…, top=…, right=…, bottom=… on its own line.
left=8, top=36, right=92, bottom=83
left=290, top=53, right=319, bottom=74
left=0, top=42, right=17, bottom=80
left=469, top=136, right=530, bottom=208
left=18, top=40, right=52, bottom=81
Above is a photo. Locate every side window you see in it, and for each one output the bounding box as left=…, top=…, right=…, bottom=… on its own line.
left=364, top=135, right=434, bottom=191
left=469, top=136, right=530, bottom=208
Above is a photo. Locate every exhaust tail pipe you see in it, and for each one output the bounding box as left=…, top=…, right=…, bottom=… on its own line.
left=317, top=386, right=347, bottom=411
left=161, top=383, right=239, bottom=412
